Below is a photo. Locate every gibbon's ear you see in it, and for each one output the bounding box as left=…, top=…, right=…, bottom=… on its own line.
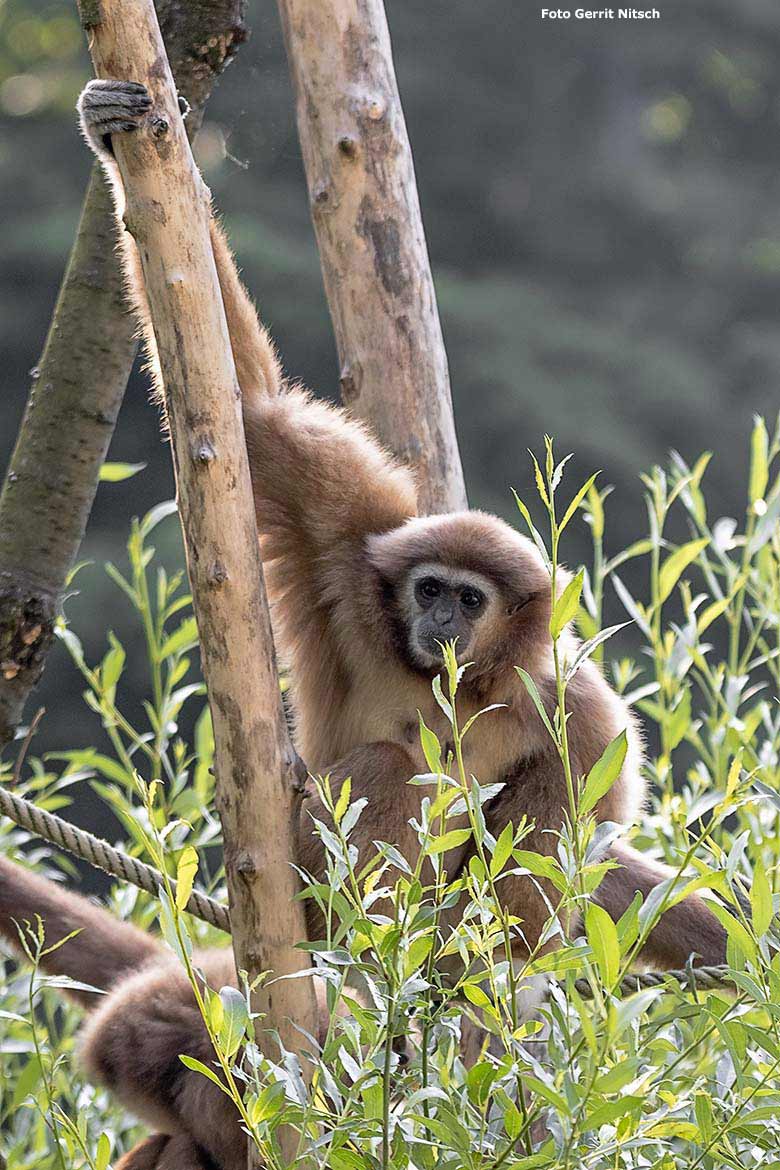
left=506, top=590, right=541, bottom=616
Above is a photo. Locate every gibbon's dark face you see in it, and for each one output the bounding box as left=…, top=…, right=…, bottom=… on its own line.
left=399, top=562, right=497, bottom=671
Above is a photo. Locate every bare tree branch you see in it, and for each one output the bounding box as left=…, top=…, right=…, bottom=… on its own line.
left=277, top=0, right=467, bottom=514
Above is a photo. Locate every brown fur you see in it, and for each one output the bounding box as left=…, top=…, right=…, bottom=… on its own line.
left=115, top=1135, right=214, bottom=1170
left=0, top=83, right=729, bottom=1169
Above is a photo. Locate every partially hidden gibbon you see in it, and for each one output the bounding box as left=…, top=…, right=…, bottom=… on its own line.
left=0, top=80, right=728, bottom=1170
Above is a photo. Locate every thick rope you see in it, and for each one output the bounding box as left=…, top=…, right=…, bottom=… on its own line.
left=0, top=782, right=734, bottom=996
left=0, top=782, right=230, bottom=933
left=573, top=965, right=734, bottom=998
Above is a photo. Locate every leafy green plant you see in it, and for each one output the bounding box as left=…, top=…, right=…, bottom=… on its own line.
left=2, top=418, right=780, bottom=1168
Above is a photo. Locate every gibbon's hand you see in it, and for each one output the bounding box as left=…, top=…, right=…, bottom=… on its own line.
left=77, top=79, right=189, bottom=161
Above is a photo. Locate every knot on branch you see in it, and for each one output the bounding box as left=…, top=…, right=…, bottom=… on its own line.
left=206, top=559, right=229, bottom=587
left=339, top=362, right=363, bottom=404
left=338, top=135, right=359, bottom=160
left=0, top=589, right=53, bottom=685
left=236, top=849, right=262, bottom=880
left=193, top=437, right=217, bottom=464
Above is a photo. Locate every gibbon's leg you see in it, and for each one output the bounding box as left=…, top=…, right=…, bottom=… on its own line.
left=296, top=741, right=470, bottom=937
left=446, top=756, right=727, bottom=973
left=116, top=1134, right=214, bottom=1170
left=596, top=840, right=727, bottom=968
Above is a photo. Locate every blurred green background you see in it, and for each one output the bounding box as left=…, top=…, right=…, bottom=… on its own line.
left=2, top=0, right=780, bottom=771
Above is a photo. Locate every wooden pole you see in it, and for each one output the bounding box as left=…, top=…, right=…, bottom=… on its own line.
left=76, top=0, right=317, bottom=1145
left=0, top=0, right=249, bottom=750
left=276, top=0, right=467, bottom=515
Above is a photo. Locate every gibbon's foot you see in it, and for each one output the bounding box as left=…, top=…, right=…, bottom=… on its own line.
left=78, top=79, right=189, bottom=158
left=78, top=79, right=152, bottom=146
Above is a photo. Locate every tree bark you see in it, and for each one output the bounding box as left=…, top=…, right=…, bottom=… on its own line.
left=0, top=0, right=248, bottom=750
left=0, top=170, right=134, bottom=748
left=77, top=1, right=317, bottom=1160
left=276, top=0, right=467, bottom=515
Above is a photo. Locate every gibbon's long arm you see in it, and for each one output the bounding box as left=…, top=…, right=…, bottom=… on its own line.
left=0, top=855, right=160, bottom=1005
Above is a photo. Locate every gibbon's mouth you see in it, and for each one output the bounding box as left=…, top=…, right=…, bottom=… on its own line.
left=412, top=630, right=470, bottom=670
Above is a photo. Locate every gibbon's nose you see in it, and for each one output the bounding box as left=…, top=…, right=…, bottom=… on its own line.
left=433, top=604, right=455, bottom=626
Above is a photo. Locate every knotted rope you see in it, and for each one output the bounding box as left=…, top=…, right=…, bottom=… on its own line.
left=0, top=782, right=733, bottom=997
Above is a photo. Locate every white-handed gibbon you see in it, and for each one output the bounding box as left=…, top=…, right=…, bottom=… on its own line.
left=0, top=79, right=729, bottom=1170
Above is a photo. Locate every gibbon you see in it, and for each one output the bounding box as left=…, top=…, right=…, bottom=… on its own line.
left=0, top=79, right=728, bottom=1170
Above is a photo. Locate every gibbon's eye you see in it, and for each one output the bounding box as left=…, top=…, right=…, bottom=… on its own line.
left=460, top=587, right=485, bottom=611
left=417, top=577, right=442, bottom=601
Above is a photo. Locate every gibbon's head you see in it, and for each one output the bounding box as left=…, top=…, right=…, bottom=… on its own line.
left=367, top=511, right=552, bottom=676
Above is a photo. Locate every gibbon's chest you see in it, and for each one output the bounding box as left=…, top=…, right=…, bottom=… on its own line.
left=337, top=669, right=545, bottom=788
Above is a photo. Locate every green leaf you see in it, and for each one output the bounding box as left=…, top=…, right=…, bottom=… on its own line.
left=175, top=845, right=199, bottom=911
left=250, top=1080, right=287, bottom=1124
left=427, top=828, right=473, bottom=855
left=418, top=714, right=442, bottom=772
left=333, top=776, right=351, bottom=825
left=503, top=1100, right=523, bottom=1140
left=604, top=538, right=653, bottom=575
left=490, top=822, right=514, bottom=876
left=559, top=472, right=600, bottom=534
left=462, top=983, right=493, bottom=1009
left=99, top=461, right=146, bottom=482
left=697, top=594, right=732, bottom=634
left=550, top=568, right=583, bottom=640
left=585, top=901, right=620, bottom=986
left=404, top=934, right=433, bottom=976
left=217, top=985, right=250, bottom=1059
left=667, top=686, right=692, bottom=752
left=515, top=668, right=556, bottom=742
left=593, top=1058, right=642, bottom=1094
left=695, top=1091, right=714, bottom=1142
left=530, top=451, right=550, bottom=508
left=179, top=1054, right=230, bottom=1094
left=584, top=1095, right=642, bottom=1131
left=95, top=1132, right=112, bottom=1170
left=158, top=616, right=199, bottom=661
left=100, top=633, right=125, bottom=695
left=749, top=415, right=769, bottom=504
left=586, top=481, right=605, bottom=540
left=657, top=538, right=709, bottom=604
left=707, top=901, right=759, bottom=964
left=580, top=730, right=628, bottom=815
left=512, top=850, right=563, bottom=887
left=751, top=856, right=773, bottom=938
